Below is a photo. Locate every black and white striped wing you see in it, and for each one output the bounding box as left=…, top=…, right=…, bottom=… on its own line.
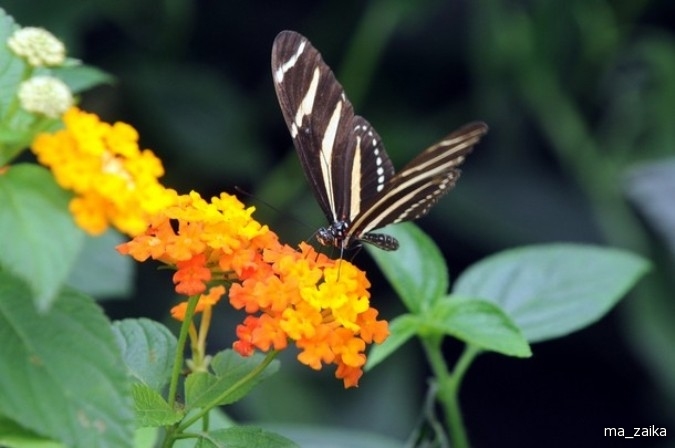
left=272, top=30, right=488, bottom=252
left=350, top=116, right=396, bottom=217
left=349, top=122, right=488, bottom=241
left=271, top=30, right=394, bottom=224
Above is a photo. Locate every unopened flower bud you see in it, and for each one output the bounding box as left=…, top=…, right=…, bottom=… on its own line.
left=7, top=27, right=66, bottom=67
left=18, top=76, right=73, bottom=118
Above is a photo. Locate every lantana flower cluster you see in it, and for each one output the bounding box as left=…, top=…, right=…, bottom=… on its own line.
left=7, top=26, right=73, bottom=117
left=117, top=190, right=389, bottom=387
left=31, top=107, right=178, bottom=236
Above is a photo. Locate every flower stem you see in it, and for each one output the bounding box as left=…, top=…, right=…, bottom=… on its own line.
left=167, top=294, right=200, bottom=408
left=1, top=64, right=33, bottom=125
left=422, top=338, right=480, bottom=448
left=442, top=345, right=480, bottom=448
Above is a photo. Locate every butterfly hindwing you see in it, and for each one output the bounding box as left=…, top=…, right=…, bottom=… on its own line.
left=350, top=121, right=488, bottom=237
left=349, top=116, right=395, bottom=220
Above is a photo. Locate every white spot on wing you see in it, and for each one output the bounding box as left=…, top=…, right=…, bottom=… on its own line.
left=274, top=40, right=306, bottom=83
left=377, top=176, right=385, bottom=190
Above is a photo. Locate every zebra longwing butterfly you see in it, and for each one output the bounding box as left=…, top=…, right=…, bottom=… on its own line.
left=272, top=30, right=487, bottom=251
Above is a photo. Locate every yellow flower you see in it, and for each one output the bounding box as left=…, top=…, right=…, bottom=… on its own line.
left=31, top=107, right=178, bottom=236
left=117, top=190, right=274, bottom=295
left=118, top=191, right=389, bottom=387
left=229, top=243, right=389, bottom=387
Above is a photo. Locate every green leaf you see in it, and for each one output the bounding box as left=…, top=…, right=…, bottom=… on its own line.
left=51, top=63, right=115, bottom=94
left=0, top=273, right=134, bottom=448
left=174, top=408, right=235, bottom=448
left=133, top=427, right=159, bottom=448
left=366, top=314, right=420, bottom=370
left=625, top=158, right=675, bottom=257
left=112, top=318, right=177, bottom=390
left=195, top=426, right=298, bottom=448
left=453, top=244, right=651, bottom=343
left=0, top=416, right=64, bottom=448
left=0, top=164, right=84, bottom=310
left=185, top=350, right=279, bottom=410
left=260, top=424, right=404, bottom=448
left=67, top=230, right=134, bottom=299
left=366, top=222, right=448, bottom=313
left=0, top=8, right=21, bottom=118
left=131, top=383, right=183, bottom=427
left=427, top=297, right=531, bottom=357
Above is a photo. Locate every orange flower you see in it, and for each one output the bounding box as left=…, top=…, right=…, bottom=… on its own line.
left=171, top=285, right=225, bottom=321
left=229, top=243, right=389, bottom=387
left=118, top=190, right=389, bottom=387
left=117, top=190, right=272, bottom=276
left=173, top=254, right=212, bottom=296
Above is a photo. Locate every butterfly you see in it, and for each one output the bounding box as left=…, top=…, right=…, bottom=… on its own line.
left=271, top=30, right=487, bottom=251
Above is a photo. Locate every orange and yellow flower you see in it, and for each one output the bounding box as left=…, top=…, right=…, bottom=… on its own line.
left=31, top=107, right=178, bottom=236
left=117, top=190, right=389, bottom=387
left=231, top=242, right=389, bottom=387
left=118, top=190, right=276, bottom=295
left=28, top=105, right=388, bottom=386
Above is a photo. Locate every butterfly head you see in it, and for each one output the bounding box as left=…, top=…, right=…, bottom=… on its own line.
left=315, top=227, right=336, bottom=247
left=316, top=221, right=349, bottom=248
left=316, top=220, right=400, bottom=252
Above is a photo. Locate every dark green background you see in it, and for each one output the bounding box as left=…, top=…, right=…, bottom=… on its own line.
left=5, top=1, right=675, bottom=447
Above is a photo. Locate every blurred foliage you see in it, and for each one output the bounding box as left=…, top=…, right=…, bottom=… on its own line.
left=4, top=0, right=675, bottom=445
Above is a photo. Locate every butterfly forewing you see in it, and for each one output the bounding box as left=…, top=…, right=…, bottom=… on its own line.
left=273, top=31, right=356, bottom=223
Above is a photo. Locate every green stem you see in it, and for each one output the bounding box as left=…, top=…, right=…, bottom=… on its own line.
left=161, top=294, right=207, bottom=448
left=167, top=294, right=200, bottom=407
left=1, top=64, right=33, bottom=125
left=421, top=335, right=448, bottom=385
left=442, top=345, right=480, bottom=448
left=176, top=350, right=280, bottom=432
left=421, top=338, right=479, bottom=448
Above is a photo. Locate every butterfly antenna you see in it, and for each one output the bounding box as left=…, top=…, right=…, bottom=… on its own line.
left=234, top=186, right=314, bottom=233
left=347, top=243, right=363, bottom=262
left=237, top=186, right=338, bottom=258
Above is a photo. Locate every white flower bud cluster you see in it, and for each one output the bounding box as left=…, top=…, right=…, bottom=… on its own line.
left=7, top=27, right=66, bottom=67
left=6, top=27, right=73, bottom=118
left=18, top=76, right=73, bottom=118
